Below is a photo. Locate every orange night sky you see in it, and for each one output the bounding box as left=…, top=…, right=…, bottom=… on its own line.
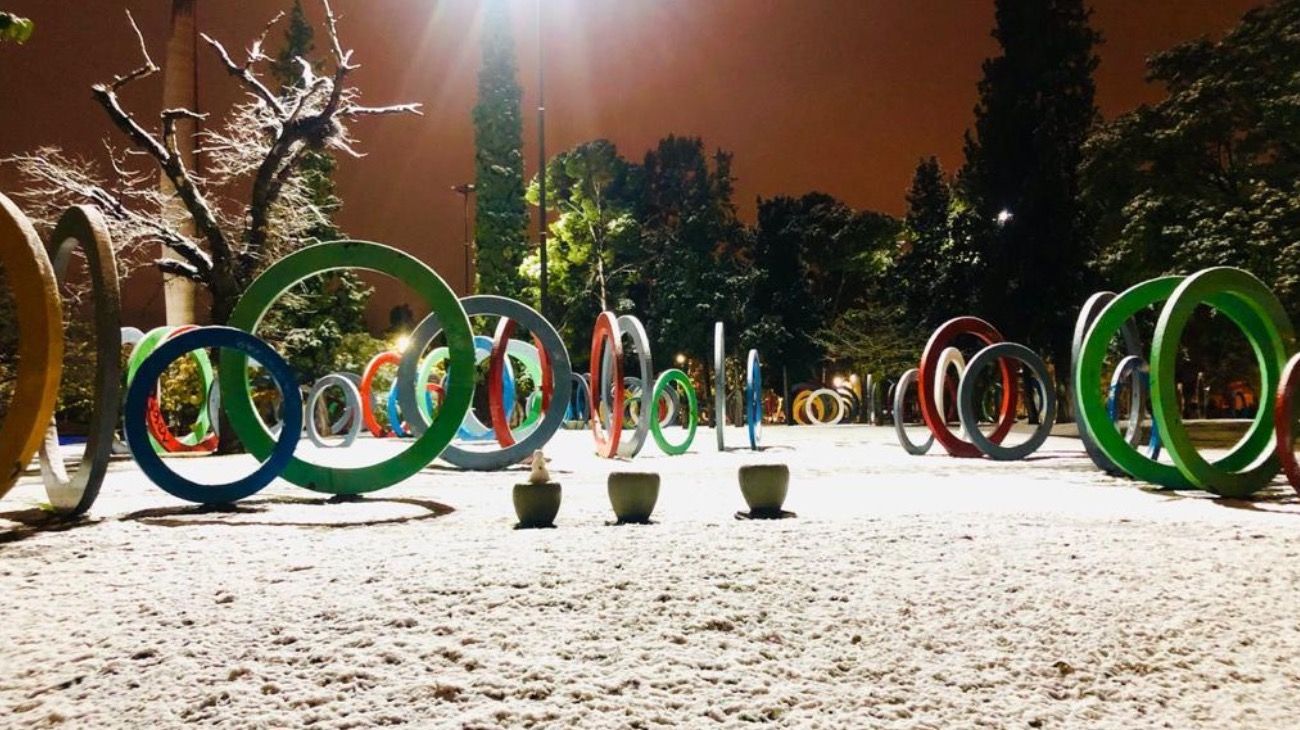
left=0, top=0, right=1261, bottom=326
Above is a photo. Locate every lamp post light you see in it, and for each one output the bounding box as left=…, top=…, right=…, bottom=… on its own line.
left=452, top=183, right=476, bottom=294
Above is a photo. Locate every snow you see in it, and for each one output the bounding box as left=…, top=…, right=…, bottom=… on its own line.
left=2, top=425, right=1300, bottom=728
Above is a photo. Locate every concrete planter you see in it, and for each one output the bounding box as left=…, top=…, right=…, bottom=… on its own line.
left=512, top=482, right=561, bottom=528
left=738, top=464, right=789, bottom=516
left=607, top=471, right=660, bottom=524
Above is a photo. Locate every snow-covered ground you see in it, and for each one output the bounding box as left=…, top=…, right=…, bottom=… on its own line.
left=3, top=424, right=1300, bottom=728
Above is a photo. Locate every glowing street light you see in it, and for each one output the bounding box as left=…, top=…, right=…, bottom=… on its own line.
left=996, top=208, right=1014, bottom=227
left=675, top=353, right=687, bottom=366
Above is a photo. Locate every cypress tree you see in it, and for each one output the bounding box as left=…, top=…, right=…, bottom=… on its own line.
left=473, top=0, right=528, bottom=296
left=959, top=0, right=1101, bottom=365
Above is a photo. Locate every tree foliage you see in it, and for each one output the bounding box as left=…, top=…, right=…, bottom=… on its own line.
left=473, top=0, right=528, bottom=296
left=0, top=12, right=33, bottom=44
left=960, top=0, right=1101, bottom=366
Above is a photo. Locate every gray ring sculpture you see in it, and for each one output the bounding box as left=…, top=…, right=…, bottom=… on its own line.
left=1071, top=291, right=1144, bottom=475
left=37, top=206, right=121, bottom=515
left=329, top=372, right=364, bottom=434
left=306, top=374, right=363, bottom=448
left=893, top=368, right=934, bottom=455
left=615, top=314, right=654, bottom=459
left=397, top=295, right=572, bottom=470
left=1109, top=355, right=1151, bottom=450
left=714, top=321, right=725, bottom=450
left=958, top=342, right=1057, bottom=461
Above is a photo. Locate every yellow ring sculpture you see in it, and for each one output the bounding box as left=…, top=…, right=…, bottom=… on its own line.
left=0, top=193, right=64, bottom=498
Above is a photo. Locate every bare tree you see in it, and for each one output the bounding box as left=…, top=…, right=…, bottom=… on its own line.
left=4, top=0, right=421, bottom=324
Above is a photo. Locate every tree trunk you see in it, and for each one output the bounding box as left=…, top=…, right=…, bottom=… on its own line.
left=160, top=0, right=200, bottom=325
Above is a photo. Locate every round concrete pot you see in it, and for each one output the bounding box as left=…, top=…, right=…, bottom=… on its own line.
left=738, top=464, right=789, bottom=516
left=513, top=482, right=561, bottom=528
left=607, top=471, right=660, bottom=524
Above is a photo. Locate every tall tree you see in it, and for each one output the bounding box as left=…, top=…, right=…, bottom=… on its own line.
left=473, top=0, right=528, bottom=297
left=522, top=139, right=639, bottom=359
left=959, top=0, right=1101, bottom=366
left=892, top=157, right=958, bottom=329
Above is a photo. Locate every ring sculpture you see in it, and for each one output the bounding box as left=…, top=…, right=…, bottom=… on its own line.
left=1106, top=355, right=1160, bottom=459
left=125, top=325, right=218, bottom=453
left=614, top=314, right=654, bottom=459
left=649, top=369, right=699, bottom=455
left=35, top=206, right=120, bottom=515
left=1071, top=291, right=1145, bottom=475
left=917, top=317, right=1018, bottom=458
left=219, top=241, right=475, bottom=495
left=126, top=327, right=301, bottom=504
left=714, top=321, right=726, bottom=450
left=956, top=343, right=1058, bottom=461
left=893, top=368, right=935, bottom=455
left=1275, top=353, right=1300, bottom=494
left=306, top=374, right=363, bottom=448
left=591, top=312, right=624, bottom=458
left=359, top=350, right=402, bottom=438
left=396, top=295, right=571, bottom=471
left=0, top=194, right=63, bottom=500
left=1075, top=269, right=1294, bottom=496
left=932, top=346, right=969, bottom=439
left=745, top=349, right=763, bottom=449
left=802, top=388, right=844, bottom=425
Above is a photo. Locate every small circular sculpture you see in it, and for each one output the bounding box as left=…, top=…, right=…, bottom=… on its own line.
left=614, top=315, right=654, bottom=459
left=0, top=193, right=63, bottom=500
left=918, top=317, right=1017, bottom=458
left=745, top=349, right=762, bottom=449
left=487, top=317, right=550, bottom=443
left=1150, top=267, right=1293, bottom=497
left=957, top=343, right=1057, bottom=460
left=360, top=350, right=401, bottom=438
left=714, top=322, right=726, bottom=450
left=306, top=374, right=362, bottom=448
left=649, top=369, right=698, bottom=455
left=803, top=388, right=844, bottom=425
left=127, top=325, right=218, bottom=453
left=566, top=373, right=591, bottom=424
left=1107, top=355, right=1157, bottom=456
left=126, top=327, right=301, bottom=504
left=220, top=241, right=475, bottom=495
left=1071, top=291, right=1145, bottom=475
left=893, top=368, right=935, bottom=455
left=398, top=295, right=572, bottom=470
left=590, top=312, right=624, bottom=458
left=36, top=206, right=120, bottom=515
left=932, top=346, right=968, bottom=437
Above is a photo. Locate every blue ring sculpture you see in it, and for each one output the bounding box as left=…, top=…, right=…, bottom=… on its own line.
left=124, top=327, right=301, bottom=504
left=745, top=349, right=762, bottom=450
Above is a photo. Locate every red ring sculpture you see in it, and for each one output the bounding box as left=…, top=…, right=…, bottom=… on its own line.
left=589, top=312, right=624, bottom=458
left=360, top=350, right=402, bottom=438
left=488, top=318, right=554, bottom=448
left=1275, top=353, right=1300, bottom=494
left=144, top=324, right=219, bottom=454
left=917, top=317, right=1018, bottom=458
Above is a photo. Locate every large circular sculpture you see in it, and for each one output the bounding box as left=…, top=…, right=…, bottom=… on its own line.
left=1071, top=291, right=1145, bottom=475
left=714, top=322, right=725, bottom=450
left=1150, top=267, right=1293, bottom=497
left=590, top=312, right=624, bottom=458
left=0, top=193, right=63, bottom=500
left=220, top=241, right=475, bottom=494
left=127, top=327, right=301, bottom=504
left=35, top=206, right=120, bottom=514
left=306, top=374, right=362, bottom=449
left=1275, top=353, right=1300, bottom=495
left=615, top=315, right=653, bottom=459
left=893, top=368, right=934, bottom=455
left=957, top=343, right=1057, bottom=461
left=917, top=317, right=1017, bottom=458
left=398, top=295, right=571, bottom=470
left=649, top=369, right=698, bottom=455
left=745, top=349, right=762, bottom=450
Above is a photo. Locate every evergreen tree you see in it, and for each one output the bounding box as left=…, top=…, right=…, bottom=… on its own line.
left=473, top=0, right=528, bottom=296
left=893, top=157, right=957, bottom=329
left=959, top=0, right=1101, bottom=366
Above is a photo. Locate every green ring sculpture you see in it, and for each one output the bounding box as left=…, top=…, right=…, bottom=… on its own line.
left=1075, top=273, right=1286, bottom=492
left=1150, top=267, right=1294, bottom=497
left=219, top=241, right=475, bottom=494
left=37, top=206, right=121, bottom=515
left=125, top=325, right=217, bottom=451
left=650, top=368, right=698, bottom=455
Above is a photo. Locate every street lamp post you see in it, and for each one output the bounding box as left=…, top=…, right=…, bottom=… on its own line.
left=452, top=183, right=476, bottom=294
left=536, top=0, right=548, bottom=319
